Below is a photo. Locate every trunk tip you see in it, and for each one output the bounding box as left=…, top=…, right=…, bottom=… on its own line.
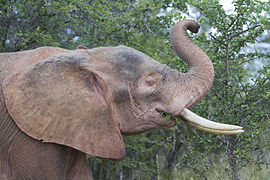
left=173, top=19, right=200, bottom=33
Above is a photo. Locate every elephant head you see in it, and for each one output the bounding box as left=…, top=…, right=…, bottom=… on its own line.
left=2, top=20, right=243, bottom=161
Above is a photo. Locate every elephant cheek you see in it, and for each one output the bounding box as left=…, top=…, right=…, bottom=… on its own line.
left=111, top=103, right=133, bottom=134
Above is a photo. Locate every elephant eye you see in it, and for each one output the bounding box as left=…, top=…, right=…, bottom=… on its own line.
left=145, top=76, right=156, bottom=86
left=138, top=71, right=162, bottom=93
left=145, top=75, right=159, bottom=86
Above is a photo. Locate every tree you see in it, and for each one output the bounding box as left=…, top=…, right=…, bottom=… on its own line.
left=0, top=0, right=179, bottom=52
left=170, top=0, right=270, bottom=179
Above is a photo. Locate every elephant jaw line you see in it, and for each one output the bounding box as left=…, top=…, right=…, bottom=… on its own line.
left=120, top=108, right=176, bottom=136
left=177, top=108, right=244, bottom=135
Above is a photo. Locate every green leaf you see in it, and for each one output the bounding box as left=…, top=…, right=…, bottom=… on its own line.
left=165, top=114, right=172, bottom=120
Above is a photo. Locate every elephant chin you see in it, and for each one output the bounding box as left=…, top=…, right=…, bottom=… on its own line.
left=177, top=108, right=244, bottom=135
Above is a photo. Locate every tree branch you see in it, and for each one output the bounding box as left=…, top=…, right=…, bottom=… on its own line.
left=230, top=25, right=260, bottom=40
left=209, top=34, right=226, bottom=47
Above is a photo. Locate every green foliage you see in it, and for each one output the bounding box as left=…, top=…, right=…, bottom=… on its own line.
left=174, top=1, right=270, bottom=179
left=1, top=0, right=269, bottom=179
left=0, top=0, right=176, bottom=51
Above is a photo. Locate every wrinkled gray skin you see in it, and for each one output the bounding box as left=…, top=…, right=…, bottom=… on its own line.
left=0, top=48, right=93, bottom=180
left=0, top=20, right=214, bottom=179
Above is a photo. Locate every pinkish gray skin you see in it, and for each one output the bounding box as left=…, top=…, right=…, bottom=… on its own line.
left=0, top=20, right=214, bottom=179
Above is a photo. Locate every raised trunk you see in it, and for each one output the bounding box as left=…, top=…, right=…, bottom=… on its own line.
left=170, top=20, right=243, bottom=135
left=170, top=20, right=214, bottom=105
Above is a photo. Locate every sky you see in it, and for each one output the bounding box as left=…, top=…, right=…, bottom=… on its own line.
left=220, top=0, right=234, bottom=13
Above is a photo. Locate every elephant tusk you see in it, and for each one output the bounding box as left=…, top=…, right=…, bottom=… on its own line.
left=178, top=108, right=244, bottom=135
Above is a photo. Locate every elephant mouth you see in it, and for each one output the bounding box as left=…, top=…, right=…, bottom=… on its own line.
left=160, top=108, right=244, bottom=135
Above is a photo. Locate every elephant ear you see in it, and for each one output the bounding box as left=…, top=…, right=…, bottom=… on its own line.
left=3, top=55, right=126, bottom=160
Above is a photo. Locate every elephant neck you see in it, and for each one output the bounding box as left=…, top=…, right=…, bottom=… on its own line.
left=0, top=120, right=92, bottom=179
left=0, top=102, right=92, bottom=179
left=0, top=107, right=21, bottom=151
left=0, top=105, right=22, bottom=177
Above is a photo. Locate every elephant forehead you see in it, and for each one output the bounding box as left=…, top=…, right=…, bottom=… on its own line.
left=111, top=47, right=163, bottom=81
left=112, top=50, right=142, bottom=80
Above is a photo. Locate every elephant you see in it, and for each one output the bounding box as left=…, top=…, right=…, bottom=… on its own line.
left=0, top=20, right=243, bottom=179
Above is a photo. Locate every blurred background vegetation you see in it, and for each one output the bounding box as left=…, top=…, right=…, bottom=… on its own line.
left=1, top=0, right=269, bottom=179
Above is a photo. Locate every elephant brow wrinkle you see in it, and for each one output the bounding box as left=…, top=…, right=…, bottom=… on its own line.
left=127, top=83, right=149, bottom=118
left=168, top=72, right=181, bottom=104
